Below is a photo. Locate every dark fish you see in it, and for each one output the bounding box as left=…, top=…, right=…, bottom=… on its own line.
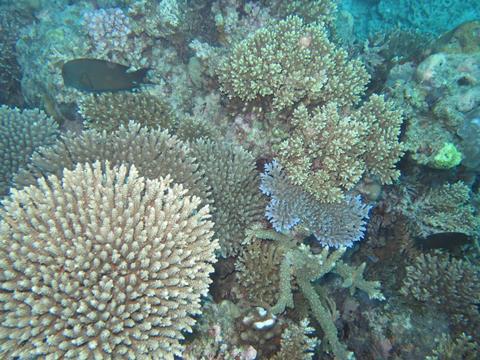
left=415, top=232, right=472, bottom=250
left=62, top=59, right=148, bottom=92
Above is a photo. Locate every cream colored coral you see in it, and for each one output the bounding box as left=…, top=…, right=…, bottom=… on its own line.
left=0, top=161, right=218, bottom=359
left=277, top=96, right=404, bottom=203
left=14, top=122, right=212, bottom=206
left=78, top=91, right=177, bottom=133
left=277, top=103, right=367, bottom=203
left=217, top=15, right=368, bottom=114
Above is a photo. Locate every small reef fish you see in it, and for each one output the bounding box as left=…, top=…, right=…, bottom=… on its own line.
left=62, top=58, right=148, bottom=92
left=415, top=232, right=472, bottom=250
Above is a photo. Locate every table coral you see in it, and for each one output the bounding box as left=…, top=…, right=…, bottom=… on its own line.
left=260, top=160, right=371, bottom=248
left=14, top=122, right=212, bottom=206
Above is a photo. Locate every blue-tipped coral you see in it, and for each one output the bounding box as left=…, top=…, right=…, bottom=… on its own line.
left=260, top=160, right=372, bottom=248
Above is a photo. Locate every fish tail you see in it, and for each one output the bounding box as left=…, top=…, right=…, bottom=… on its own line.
left=131, top=68, right=149, bottom=82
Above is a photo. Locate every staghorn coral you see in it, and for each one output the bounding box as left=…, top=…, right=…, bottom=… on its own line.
left=0, top=161, right=219, bottom=359
left=0, top=106, right=59, bottom=196
left=276, top=96, right=403, bottom=203
left=14, top=122, right=211, bottom=206
left=260, top=160, right=371, bottom=248
left=78, top=91, right=177, bottom=133
left=217, top=15, right=369, bottom=115
left=401, top=181, right=480, bottom=237
left=189, top=140, right=265, bottom=257
left=252, top=228, right=384, bottom=360
left=401, top=252, right=480, bottom=336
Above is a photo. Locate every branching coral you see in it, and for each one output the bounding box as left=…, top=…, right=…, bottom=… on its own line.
left=189, top=140, right=265, bottom=257
left=15, top=122, right=211, bottom=205
left=264, top=0, right=337, bottom=25
left=359, top=95, right=405, bottom=184
left=78, top=91, right=177, bottom=133
left=217, top=15, right=403, bottom=200
left=401, top=181, right=480, bottom=237
left=0, top=106, right=59, bottom=196
left=217, top=15, right=369, bottom=115
left=251, top=228, right=384, bottom=360
left=276, top=103, right=367, bottom=202
left=235, top=238, right=285, bottom=307
left=276, top=96, right=404, bottom=203
left=269, top=319, right=318, bottom=360
left=0, top=161, right=219, bottom=358
left=401, top=252, right=480, bottom=336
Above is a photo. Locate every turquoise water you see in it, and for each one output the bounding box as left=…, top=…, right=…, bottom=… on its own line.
left=0, top=1, right=479, bottom=359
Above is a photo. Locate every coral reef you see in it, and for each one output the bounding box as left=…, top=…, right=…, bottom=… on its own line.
left=260, top=160, right=371, bottom=248
left=458, top=109, right=480, bottom=170
left=217, top=15, right=368, bottom=116
left=3, top=1, right=478, bottom=358
left=276, top=96, right=403, bottom=202
left=376, top=0, right=480, bottom=36
left=0, top=161, right=219, bottom=358
left=189, top=140, right=265, bottom=257
left=401, top=182, right=480, bottom=237
left=391, top=50, right=480, bottom=169
left=15, top=122, right=211, bottom=205
left=0, top=106, right=59, bottom=196
left=251, top=228, right=384, bottom=359
left=401, top=252, right=480, bottom=337
left=78, top=91, right=177, bottom=133
left=16, top=2, right=92, bottom=110
left=426, top=333, right=479, bottom=360
left=0, top=5, right=32, bottom=106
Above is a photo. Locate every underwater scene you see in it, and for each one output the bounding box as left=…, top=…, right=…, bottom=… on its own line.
left=0, top=0, right=480, bottom=359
